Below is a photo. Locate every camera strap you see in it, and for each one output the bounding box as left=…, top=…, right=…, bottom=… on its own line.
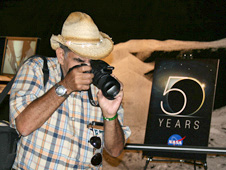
left=60, top=66, right=64, bottom=80
left=88, top=88, right=99, bottom=107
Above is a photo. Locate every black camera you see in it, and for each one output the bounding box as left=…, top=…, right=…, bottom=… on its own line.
left=90, top=60, right=121, bottom=100
left=68, top=60, right=121, bottom=101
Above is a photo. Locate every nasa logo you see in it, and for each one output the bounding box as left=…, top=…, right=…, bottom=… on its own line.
left=167, top=134, right=186, bottom=146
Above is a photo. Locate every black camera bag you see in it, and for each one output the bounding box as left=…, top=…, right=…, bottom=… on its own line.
left=0, top=55, right=49, bottom=170
left=0, top=120, right=19, bottom=170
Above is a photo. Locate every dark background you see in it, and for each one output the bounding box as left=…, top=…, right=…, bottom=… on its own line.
left=0, top=0, right=226, bottom=57
left=0, top=0, right=226, bottom=120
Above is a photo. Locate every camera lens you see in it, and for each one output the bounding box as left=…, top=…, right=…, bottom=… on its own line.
left=90, top=60, right=121, bottom=100
left=101, top=76, right=120, bottom=100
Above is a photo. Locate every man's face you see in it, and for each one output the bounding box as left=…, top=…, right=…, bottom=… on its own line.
left=60, top=51, right=91, bottom=76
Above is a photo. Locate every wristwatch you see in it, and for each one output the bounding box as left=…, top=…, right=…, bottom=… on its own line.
left=54, top=83, right=69, bottom=98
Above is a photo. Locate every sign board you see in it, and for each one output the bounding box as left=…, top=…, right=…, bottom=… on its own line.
left=144, top=58, right=219, bottom=161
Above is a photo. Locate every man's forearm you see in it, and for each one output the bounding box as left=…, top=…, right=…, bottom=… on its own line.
left=104, top=117, right=125, bottom=157
left=15, top=85, right=67, bottom=136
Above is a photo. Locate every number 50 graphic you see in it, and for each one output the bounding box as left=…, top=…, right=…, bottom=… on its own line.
left=160, top=76, right=205, bottom=116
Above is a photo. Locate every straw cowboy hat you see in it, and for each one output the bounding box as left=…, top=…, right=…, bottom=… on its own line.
left=50, top=12, right=114, bottom=59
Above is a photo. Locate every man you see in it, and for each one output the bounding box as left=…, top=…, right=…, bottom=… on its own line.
left=10, top=12, right=131, bottom=170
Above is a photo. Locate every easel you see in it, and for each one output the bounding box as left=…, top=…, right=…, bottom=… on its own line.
left=124, top=143, right=226, bottom=170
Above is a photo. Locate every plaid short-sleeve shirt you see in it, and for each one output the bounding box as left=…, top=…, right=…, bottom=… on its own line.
left=10, top=56, right=131, bottom=170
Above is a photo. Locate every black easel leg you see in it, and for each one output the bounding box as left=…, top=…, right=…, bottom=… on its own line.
left=144, top=157, right=151, bottom=170
left=203, top=161, right=208, bottom=170
left=194, top=160, right=196, bottom=170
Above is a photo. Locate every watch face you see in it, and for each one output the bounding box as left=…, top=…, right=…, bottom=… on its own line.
left=56, top=85, right=67, bottom=96
left=57, top=86, right=64, bottom=94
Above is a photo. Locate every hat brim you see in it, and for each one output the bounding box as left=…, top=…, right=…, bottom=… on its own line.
left=50, top=33, right=113, bottom=60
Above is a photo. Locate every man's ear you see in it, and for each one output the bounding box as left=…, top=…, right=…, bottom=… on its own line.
left=56, top=48, right=65, bottom=65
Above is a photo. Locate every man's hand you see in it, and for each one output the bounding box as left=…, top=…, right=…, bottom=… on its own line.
left=97, top=80, right=123, bottom=118
left=62, top=65, right=94, bottom=94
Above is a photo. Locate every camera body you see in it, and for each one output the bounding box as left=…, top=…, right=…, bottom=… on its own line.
left=68, top=60, right=120, bottom=100
left=90, top=60, right=120, bottom=100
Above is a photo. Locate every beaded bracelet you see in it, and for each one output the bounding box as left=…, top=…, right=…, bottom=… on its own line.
left=103, top=113, right=118, bottom=121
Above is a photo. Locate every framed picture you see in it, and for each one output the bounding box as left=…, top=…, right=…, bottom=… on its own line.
left=1, top=37, right=38, bottom=75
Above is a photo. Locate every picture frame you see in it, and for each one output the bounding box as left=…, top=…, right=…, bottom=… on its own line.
left=0, top=37, right=38, bottom=75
